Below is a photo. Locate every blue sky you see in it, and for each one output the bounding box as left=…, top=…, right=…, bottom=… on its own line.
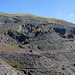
left=0, top=0, right=75, bottom=23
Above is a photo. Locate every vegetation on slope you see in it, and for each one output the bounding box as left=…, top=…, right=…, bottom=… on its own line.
left=0, top=12, right=72, bottom=25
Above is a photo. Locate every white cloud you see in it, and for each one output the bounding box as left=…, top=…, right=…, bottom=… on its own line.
left=70, top=14, right=74, bottom=17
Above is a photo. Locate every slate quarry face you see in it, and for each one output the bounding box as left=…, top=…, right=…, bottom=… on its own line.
left=0, top=13, right=75, bottom=75
left=0, top=14, right=75, bottom=51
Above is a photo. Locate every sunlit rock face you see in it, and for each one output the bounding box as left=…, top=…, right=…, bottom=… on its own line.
left=0, top=13, right=75, bottom=75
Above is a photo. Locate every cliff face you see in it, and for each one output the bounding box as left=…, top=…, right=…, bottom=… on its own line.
left=0, top=13, right=75, bottom=75
left=0, top=13, right=75, bottom=50
left=0, top=13, right=75, bottom=51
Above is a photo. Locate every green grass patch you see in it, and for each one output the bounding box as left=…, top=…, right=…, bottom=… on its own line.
left=15, top=62, right=19, bottom=68
left=25, top=38, right=30, bottom=44
left=19, top=45, right=25, bottom=49
left=37, top=45, right=44, bottom=51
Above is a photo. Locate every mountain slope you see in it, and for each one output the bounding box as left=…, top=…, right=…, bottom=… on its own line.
left=0, top=12, right=75, bottom=50
left=0, top=12, right=75, bottom=75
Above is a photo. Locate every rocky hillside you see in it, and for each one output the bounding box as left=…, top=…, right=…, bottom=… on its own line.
left=0, top=12, right=75, bottom=75
left=0, top=12, right=75, bottom=50
left=0, top=58, right=24, bottom=75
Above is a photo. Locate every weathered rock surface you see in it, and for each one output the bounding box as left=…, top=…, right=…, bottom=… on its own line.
left=0, top=58, right=24, bottom=75
left=0, top=12, right=75, bottom=75
left=0, top=51, right=56, bottom=69
left=0, top=13, right=75, bottom=51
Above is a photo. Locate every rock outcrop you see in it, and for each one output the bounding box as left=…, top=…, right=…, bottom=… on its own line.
left=0, top=58, right=24, bottom=75
left=0, top=12, right=75, bottom=75
left=0, top=51, right=56, bottom=69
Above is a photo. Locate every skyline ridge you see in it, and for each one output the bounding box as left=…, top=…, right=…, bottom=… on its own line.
left=0, top=11, right=74, bottom=24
